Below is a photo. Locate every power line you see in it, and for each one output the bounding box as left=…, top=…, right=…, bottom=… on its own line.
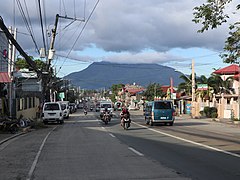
left=37, top=0, right=47, bottom=58
left=16, top=0, right=39, bottom=54
left=57, top=0, right=100, bottom=75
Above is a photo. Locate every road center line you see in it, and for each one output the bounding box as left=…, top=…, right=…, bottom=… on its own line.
left=133, top=122, right=240, bottom=158
left=26, top=127, right=57, bottom=180
left=128, top=147, right=144, bottom=156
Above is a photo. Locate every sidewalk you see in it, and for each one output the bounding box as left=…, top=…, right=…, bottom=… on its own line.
left=0, top=127, right=30, bottom=145
left=178, top=114, right=240, bottom=127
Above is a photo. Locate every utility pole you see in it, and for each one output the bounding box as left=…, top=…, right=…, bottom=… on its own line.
left=0, top=17, right=40, bottom=75
left=191, top=59, right=195, bottom=102
left=46, top=14, right=85, bottom=102
left=191, top=59, right=196, bottom=117
left=238, top=63, right=240, bottom=120
left=8, top=26, right=17, bottom=118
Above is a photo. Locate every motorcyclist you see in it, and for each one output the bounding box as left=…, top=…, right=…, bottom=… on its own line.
left=120, top=106, right=130, bottom=123
left=103, top=107, right=109, bottom=114
left=83, top=106, right=87, bottom=115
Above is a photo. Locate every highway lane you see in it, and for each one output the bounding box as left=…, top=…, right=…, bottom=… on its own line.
left=0, top=110, right=239, bottom=179
left=30, top=111, right=189, bottom=180
left=106, top=111, right=240, bottom=180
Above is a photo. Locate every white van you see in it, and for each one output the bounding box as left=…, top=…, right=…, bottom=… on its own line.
left=42, top=102, right=64, bottom=124
left=100, top=101, right=113, bottom=113
left=58, top=101, right=70, bottom=119
left=100, top=101, right=113, bottom=119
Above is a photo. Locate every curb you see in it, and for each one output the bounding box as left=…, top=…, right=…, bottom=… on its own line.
left=0, top=127, right=31, bottom=145
left=0, top=132, right=25, bottom=145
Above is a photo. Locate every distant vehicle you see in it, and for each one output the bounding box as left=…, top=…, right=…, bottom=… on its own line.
left=114, top=101, right=122, bottom=111
left=58, top=101, right=70, bottom=119
left=69, top=103, right=77, bottom=113
left=78, top=103, right=84, bottom=109
left=144, top=100, right=175, bottom=126
left=95, top=102, right=100, bottom=112
left=100, top=101, right=113, bottom=119
left=42, top=102, right=64, bottom=124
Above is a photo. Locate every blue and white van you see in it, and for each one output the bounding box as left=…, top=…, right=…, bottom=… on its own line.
left=144, top=100, right=175, bottom=126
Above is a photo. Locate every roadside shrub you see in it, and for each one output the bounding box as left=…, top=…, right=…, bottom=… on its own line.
left=203, top=107, right=210, bottom=117
left=203, top=107, right=218, bottom=118
left=199, top=110, right=204, bottom=116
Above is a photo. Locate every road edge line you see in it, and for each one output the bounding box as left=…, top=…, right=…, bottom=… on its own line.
left=26, top=126, right=57, bottom=180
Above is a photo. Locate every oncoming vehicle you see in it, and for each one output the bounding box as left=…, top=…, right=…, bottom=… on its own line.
left=100, top=101, right=113, bottom=119
left=144, top=100, right=175, bottom=126
left=114, top=101, right=122, bottom=111
left=42, top=102, right=64, bottom=124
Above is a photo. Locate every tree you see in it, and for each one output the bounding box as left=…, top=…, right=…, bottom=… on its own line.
left=143, top=83, right=164, bottom=101
left=110, top=84, right=124, bottom=102
left=207, top=73, right=234, bottom=94
left=177, top=74, right=196, bottom=96
left=16, top=57, right=47, bottom=71
left=193, top=0, right=240, bottom=64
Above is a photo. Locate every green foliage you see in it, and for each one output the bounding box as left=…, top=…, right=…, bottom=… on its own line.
left=177, top=74, right=196, bottom=96
left=110, top=84, right=124, bottom=102
left=203, top=106, right=218, bottom=118
left=16, top=57, right=47, bottom=70
left=220, top=22, right=240, bottom=64
left=143, top=83, right=164, bottom=101
left=193, top=0, right=231, bottom=32
left=193, top=0, right=240, bottom=64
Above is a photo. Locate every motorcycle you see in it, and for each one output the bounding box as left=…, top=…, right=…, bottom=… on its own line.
left=121, top=114, right=131, bottom=130
left=84, top=110, right=87, bottom=115
left=102, top=112, right=111, bottom=125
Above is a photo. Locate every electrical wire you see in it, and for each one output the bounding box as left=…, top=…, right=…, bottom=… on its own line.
left=37, top=0, right=47, bottom=58
left=16, top=0, right=39, bottom=54
left=56, top=0, right=100, bottom=75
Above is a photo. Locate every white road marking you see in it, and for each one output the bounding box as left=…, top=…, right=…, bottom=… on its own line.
left=133, top=122, right=240, bottom=158
left=128, top=147, right=144, bottom=156
left=109, top=133, right=115, bottom=138
left=26, top=127, right=57, bottom=180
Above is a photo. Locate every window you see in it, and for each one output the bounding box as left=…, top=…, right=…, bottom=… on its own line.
left=154, top=101, right=172, bottom=109
left=44, top=104, right=60, bottom=110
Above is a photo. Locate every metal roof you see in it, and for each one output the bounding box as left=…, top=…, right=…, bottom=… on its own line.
left=0, top=72, right=11, bottom=83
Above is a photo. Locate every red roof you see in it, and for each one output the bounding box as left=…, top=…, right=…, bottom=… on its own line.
left=160, top=86, right=176, bottom=93
left=126, top=88, right=145, bottom=95
left=214, top=64, right=239, bottom=75
left=233, top=74, right=240, bottom=80
left=0, top=72, right=11, bottom=83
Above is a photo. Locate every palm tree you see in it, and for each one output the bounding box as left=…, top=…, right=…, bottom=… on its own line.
left=208, top=74, right=235, bottom=95
left=177, top=74, right=196, bottom=96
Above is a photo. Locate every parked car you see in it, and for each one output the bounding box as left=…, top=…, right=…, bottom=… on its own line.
left=42, top=102, right=64, bottom=124
left=69, top=103, right=77, bottom=113
left=144, top=100, right=175, bottom=126
left=58, top=101, right=70, bottom=119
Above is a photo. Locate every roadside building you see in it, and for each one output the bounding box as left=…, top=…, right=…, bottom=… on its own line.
left=14, top=69, right=42, bottom=119
left=0, top=31, right=11, bottom=117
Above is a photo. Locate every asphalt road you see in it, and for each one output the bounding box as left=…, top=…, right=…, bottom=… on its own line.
left=0, top=109, right=239, bottom=180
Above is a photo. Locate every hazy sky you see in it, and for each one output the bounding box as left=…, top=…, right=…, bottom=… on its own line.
left=0, top=0, right=238, bottom=77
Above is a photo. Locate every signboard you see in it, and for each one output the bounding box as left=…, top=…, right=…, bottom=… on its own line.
left=171, top=93, right=176, bottom=100
left=197, top=84, right=208, bottom=91
left=58, top=92, right=65, bottom=100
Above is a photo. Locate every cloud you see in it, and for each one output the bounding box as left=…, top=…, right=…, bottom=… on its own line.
left=0, top=0, right=235, bottom=60
left=101, top=51, right=185, bottom=64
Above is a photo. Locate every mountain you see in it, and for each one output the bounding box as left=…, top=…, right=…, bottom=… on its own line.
left=64, top=62, right=184, bottom=89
